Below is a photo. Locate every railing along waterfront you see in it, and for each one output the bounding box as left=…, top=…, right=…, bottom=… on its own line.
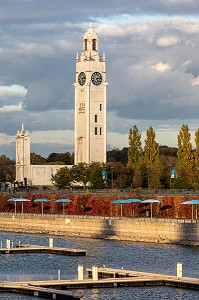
left=3, top=187, right=199, bottom=196
left=0, top=212, right=197, bottom=223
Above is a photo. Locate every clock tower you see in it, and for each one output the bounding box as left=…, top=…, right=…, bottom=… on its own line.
left=74, top=24, right=107, bottom=164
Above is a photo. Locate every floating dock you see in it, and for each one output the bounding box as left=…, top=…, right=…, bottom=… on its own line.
left=26, top=267, right=199, bottom=291
left=0, top=243, right=86, bottom=256
left=0, top=266, right=199, bottom=298
left=0, top=282, right=83, bottom=299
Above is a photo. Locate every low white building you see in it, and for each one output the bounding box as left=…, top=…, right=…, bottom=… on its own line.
left=15, top=125, right=71, bottom=187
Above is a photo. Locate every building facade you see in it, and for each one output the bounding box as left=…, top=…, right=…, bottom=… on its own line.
left=74, top=24, right=107, bottom=164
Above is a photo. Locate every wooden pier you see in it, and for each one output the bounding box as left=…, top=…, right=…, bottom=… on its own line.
left=0, top=281, right=84, bottom=299
left=0, top=244, right=86, bottom=256
left=0, top=266, right=199, bottom=298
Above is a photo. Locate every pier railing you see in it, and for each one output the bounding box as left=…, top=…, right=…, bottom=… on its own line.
left=0, top=212, right=197, bottom=223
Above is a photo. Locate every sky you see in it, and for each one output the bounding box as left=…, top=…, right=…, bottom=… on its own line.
left=1, top=0, right=199, bottom=159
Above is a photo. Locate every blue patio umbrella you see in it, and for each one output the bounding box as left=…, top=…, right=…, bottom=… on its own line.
left=181, top=199, right=199, bottom=219
left=112, top=199, right=133, bottom=217
left=34, top=198, right=50, bottom=215
left=55, top=199, right=72, bottom=214
left=8, top=198, right=30, bottom=214
left=141, top=199, right=161, bottom=219
left=128, top=198, right=142, bottom=218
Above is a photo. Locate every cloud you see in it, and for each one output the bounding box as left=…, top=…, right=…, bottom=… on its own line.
left=151, top=62, right=172, bottom=72
left=0, top=84, right=27, bottom=98
left=156, top=36, right=180, bottom=47
left=1, top=1, right=199, bottom=158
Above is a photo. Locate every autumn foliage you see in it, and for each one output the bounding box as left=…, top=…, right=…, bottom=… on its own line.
left=0, top=192, right=197, bottom=219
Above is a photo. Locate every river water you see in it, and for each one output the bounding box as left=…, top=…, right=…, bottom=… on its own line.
left=0, top=231, right=198, bottom=299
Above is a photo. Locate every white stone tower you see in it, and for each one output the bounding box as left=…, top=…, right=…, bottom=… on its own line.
left=15, top=124, right=30, bottom=185
left=74, top=24, right=107, bottom=164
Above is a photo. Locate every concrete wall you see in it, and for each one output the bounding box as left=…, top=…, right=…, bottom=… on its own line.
left=0, top=215, right=199, bottom=246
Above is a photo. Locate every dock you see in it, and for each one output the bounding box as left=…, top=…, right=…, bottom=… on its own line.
left=0, top=266, right=199, bottom=298
left=0, top=241, right=86, bottom=256
left=0, top=281, right=84, bottom=299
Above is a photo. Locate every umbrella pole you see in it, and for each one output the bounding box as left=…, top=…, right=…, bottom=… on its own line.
left=42, top=202, right=43, bottom=215
left=196, top=205, right=198, bottom=221
left=121, top=204, right=122, bottom=218
left=22, top=202, right=23, bottom=214
left=133, top=203, right=134, bottom=219
left=192, top=205, right=194, bottom=220
left=15, top=202, right=16, bottom=215
left=150, top=203, right=152, bottom=219
left=63, top=203, right=65, bottom=215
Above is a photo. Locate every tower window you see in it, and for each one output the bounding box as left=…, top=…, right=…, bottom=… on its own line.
left=92, top=39, right=96, bottom=50
left=95, top=115, right=97, bottom=122
left=100, top=104, right=102, bottom=111
left=95, top=127, right=97, bottom=135
left=100, top=127, right=102, bottom=135
left=84, top=39, right=87, bottom=50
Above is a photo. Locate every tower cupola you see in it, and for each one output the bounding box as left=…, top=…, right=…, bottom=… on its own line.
left=82, top=23, right=99, bottom=60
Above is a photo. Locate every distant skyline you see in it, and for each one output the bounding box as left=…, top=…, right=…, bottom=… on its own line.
left=1, top=0, right=199, bottom=158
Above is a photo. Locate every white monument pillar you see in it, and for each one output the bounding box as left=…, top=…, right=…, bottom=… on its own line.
left=15, top=124, right=30, bottom=186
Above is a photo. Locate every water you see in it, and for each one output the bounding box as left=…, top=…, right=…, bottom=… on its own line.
left=0, top=232, right=198, bottom=299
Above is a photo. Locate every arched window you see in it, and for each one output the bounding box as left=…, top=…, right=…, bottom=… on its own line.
left=92, top=39, right=96, bottom=50
left=84, top=39, right=87, bottom=50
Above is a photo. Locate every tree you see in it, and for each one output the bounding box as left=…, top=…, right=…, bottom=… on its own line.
left=106, top=162, right=128, bottom=188
left=144, top=127, right=160, bottom=188
left=88, top=162, right=105, bottom=189
left=0, top=155, right=15, bottom=182
left=70, top=163, right=90, bottom=189
left=107, top=147, right=128, bottom=164
left=194, top=128, right=199, bottom=187
left=52, top=166, right=71, bottom=188
left=30, top=152, right=47, bottom=165
left=127, top=125, right=142, bottom=169
left=47, top=152, right=74, bottom=165
left=176, top=124, right=194, bottom=188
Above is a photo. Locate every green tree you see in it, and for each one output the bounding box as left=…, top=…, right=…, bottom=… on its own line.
left=0, top=155, right=15, bottom=182
left=47, top=152, right=74, bottom=165
left=107, top=147, right=128, bottom=164
left=176, top=124, right=194, bottom=188
left=106, top=162, right=128, bottom=189
left=30, top=152, right=47, bottom=165
left=144, top=127, right=160, bottom=188
left=127, top=125, right=142, bottom=169
left=88, top=162, right=105, bottom=189
left=52, top=166, right=71, bottom=189
left=194, top=128, right=199, bottom=187
left=70, top=162, right=90, bottom=190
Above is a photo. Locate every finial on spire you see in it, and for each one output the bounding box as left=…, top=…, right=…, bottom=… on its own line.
left=89, top=22, right=93, bottom=28
left=76, top=52, right=79, bottom=60
left=22, top=123, right=24, bottom=131
left=103, top=52, right=106, bottom=60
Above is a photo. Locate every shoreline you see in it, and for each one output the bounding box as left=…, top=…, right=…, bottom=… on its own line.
left=0, top=214, right=198, bottom=246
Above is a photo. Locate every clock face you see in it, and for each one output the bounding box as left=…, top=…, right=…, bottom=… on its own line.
left=91, top=72, right=102, bottom=85
left=78, top=72, right=86, bottom=86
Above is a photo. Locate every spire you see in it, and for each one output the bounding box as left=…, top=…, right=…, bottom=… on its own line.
left=21, top=123, right=25, bottom=135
